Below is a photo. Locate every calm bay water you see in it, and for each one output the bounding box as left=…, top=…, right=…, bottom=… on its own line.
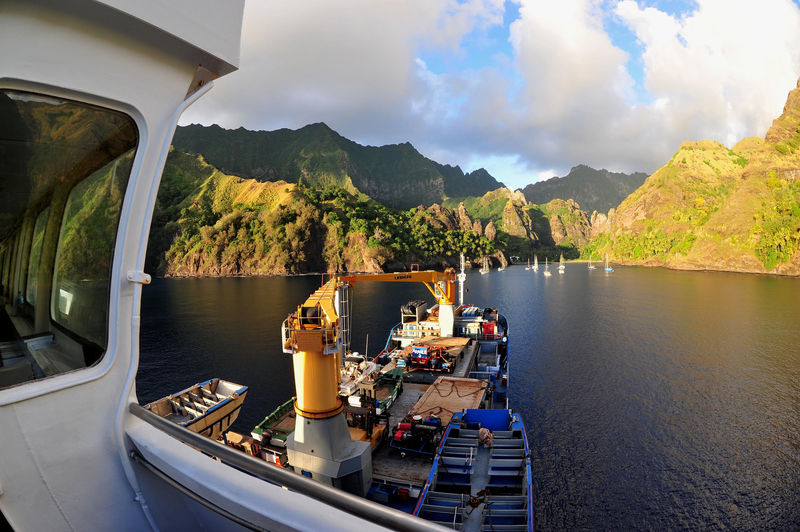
left=137, top=266, right=800, bottom=530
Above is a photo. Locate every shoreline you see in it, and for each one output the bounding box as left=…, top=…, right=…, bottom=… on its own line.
left=156, top=261, right=800, bottom=280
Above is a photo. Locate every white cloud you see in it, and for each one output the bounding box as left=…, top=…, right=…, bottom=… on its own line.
left=180, top=0, right=800, bottom=191
left=180, top=0, right=504, bottom=146
left=510, top=0, right=634, bottom=125
left=474, top=0, right=800, bottom=185
left=616, top=0, right=800, bottom=147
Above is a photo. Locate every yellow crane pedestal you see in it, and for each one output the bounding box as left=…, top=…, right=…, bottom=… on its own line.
left=284, top=290, right=372, bottom=496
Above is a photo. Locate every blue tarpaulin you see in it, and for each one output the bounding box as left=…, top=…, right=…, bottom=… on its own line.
left=463, top=409, right=509, bottom=432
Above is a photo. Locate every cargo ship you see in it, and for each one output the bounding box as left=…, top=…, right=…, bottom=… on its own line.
left=224, top=259, right=533, bottom=530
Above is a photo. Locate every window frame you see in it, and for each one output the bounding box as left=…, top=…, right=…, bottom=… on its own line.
left=0, top=79, right=147, bottom=403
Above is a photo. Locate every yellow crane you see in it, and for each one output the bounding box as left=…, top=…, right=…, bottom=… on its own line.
left=283, top=268, right=456, bottom=419
left=280, top=268, right=456, bottom=494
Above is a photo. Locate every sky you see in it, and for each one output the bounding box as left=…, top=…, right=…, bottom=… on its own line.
left=180, top=0, right=800, bottom=190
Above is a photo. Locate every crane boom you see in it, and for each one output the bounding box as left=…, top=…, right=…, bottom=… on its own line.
left=338, top=268, right=456, bottom=306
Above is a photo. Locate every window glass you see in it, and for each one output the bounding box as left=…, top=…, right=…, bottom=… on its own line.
left=0, top=89, right=137, bottom=387
left=25, top=207, right=49, bottom=306
left=51, top=152, right=134, bottom=346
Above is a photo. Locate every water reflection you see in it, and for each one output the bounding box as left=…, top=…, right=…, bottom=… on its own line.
left=138, top=267, right=800, bottom=529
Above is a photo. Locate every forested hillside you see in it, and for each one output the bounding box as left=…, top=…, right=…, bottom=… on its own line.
left=147, top=150, right=499, bottom=276
left=588, top=78, right=800, bottom=275
left=150, top=77, right=800, bottom=278
left=172, top=123, right=505, bottom=210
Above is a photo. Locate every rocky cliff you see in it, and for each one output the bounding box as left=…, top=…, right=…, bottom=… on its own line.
left=590, top=77, right=800, bottom=275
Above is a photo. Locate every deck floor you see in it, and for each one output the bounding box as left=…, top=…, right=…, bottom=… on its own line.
left=462, top=445, right=490, bottom=532
left=372, top=382, right=433, bottom=485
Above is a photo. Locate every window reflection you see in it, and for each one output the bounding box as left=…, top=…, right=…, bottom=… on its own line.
left=0, top=90, right=137, bottom=388
left=51, top=151, right=134, bottom=346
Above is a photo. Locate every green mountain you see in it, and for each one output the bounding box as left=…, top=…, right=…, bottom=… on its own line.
left=522, top=165, right=647, bottom=214
left=172, top=123, right=504, bottom=210
left=589, top=77, right=800, bottom=275
left=146, top=149, right=497, bottom=276
left=443, top=188, right=592, bottom=262
left=151, top=77, right=800, bottom=278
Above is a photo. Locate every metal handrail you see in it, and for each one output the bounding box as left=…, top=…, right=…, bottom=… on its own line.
left=128, top=403, right=445, bottom=531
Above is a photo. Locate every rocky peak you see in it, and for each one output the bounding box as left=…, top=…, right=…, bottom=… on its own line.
left=765, top=76, right=800, bottom=144
left=544, top=198, right=592, bottom=247
left=456, top=202, right=474, bottom=231
left=472, top=219, right=482, bottom=236
left=501, top=200, right=533, bottom=239
left=484, top=220, right=497, bottom=241
left=423, top=203, right=458, bottom=231
left=590, top=210, right=609, bottom=238
left=509, top=189, right=527, bottom=204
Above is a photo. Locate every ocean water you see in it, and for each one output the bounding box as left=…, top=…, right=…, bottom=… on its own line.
left=137, top=266, right=800, bottom=530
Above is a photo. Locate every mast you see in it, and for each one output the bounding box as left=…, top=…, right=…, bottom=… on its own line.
left=458, top=254, right=466, bottom=306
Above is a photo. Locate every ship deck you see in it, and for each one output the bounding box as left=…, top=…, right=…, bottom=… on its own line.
left=372, top=382, right=432, bottom=485
left=371, top=376, right=488, bottom=487
left=382, top=336, right=479, bottom=384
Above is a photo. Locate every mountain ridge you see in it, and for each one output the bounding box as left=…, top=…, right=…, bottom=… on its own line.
left=522, top=164, right=647, bottom=214
left=173, top=122, right=506, bottom=210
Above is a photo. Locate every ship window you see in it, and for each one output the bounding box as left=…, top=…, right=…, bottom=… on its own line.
left=0, top=89, right=137, bottom=389
left=25, top=207, right=48, bottom=306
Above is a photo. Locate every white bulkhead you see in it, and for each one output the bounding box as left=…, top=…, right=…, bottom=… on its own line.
left=0, top=2, right=398, bottom=530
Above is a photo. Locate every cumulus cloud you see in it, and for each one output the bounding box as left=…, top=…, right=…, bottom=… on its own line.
left=615, top=0, right=800, bottom=147
left=476, top=0, right=800, bottom=184
left=181, top=0, right=800, bottom=190
left=180, top=0, right=504, bottom=145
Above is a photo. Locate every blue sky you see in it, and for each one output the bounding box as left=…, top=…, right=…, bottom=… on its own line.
left=182, top=0, right=800, bottom=192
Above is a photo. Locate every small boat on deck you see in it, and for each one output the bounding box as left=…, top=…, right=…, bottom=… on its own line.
left=251, top=396, right=297, bottom=449
left=413, top=409, right=532, bottom=530
left=347, top=367, right=404, bottom=415
left=144, top=378, right=248, bottom=440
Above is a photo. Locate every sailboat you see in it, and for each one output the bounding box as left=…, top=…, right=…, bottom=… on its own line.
left=525, top=258, right=531, bottom=271
left=544, top=257, right=552, bottom=277
left=533, top=254, right=539, bottom=272
left=558, top=252, right=565, bottom=274
left=480, top=256, right=489, bottom=274
left=604, top=253, right=614, bottom=272
left=588, top=254, right=596, bottom=270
